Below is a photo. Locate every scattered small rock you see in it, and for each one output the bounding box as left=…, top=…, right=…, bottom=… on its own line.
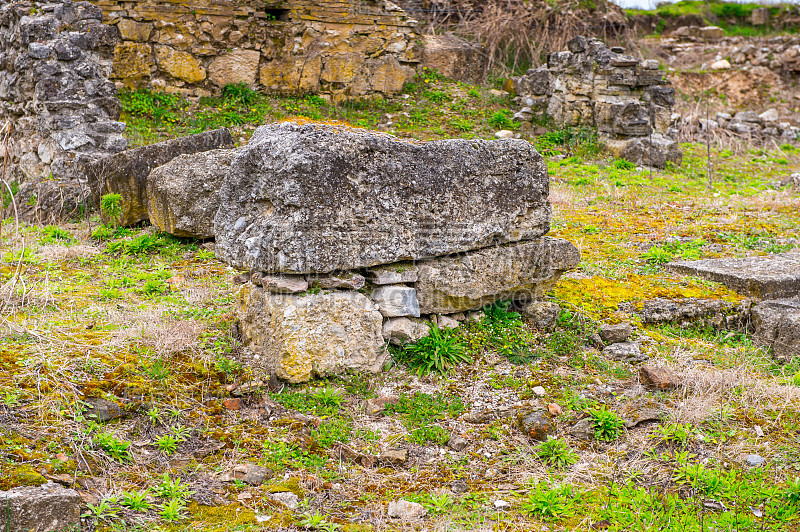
left=495, top=130, right=514, bottom=139
left=599, top=322, right=632, bottom=344
left=380, top=448, right=408, bottom=464
left=547, top=403, right=563, bottom=416
left=522, top=301, right=560, bottom=331
left=532, top=386, right=546, bottom=397
left=365, top=396, right=398, bottom=416
left=83, top=398, right=127, bottom=422
left=519, top=410, right=553, bottom=441
left=493, top=499, right=510, bottom=509
left=450, top=480, right=468, bottom=494
left=448, top=435, right=469, bottom=452
left=710, top=59, right=731, bottom=70
left=437, top=315, right=460, bottom=329
left=388, top=499, right=427, bottom=520
left=219, top=463, right=273, bottom=486
left=588, top=333, right=603, bottom=348
left=223, top=398, right=242, bottom=410
left=270, top=491, right=299, bottom=509
left=639, top=365, right=680, bottom=391
left=0, top=483, right=83, bottom=532
left=569, top=418, right=595, bottom=440
left=745, top=454, right=766, bottom=467
left=603, top=342, right=648, bottom=363
left=755, top=425, right=764, bottom=438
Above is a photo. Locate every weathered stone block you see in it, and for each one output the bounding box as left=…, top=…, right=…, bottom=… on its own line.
left=117, top=19, right=153, bottom=42
left=667, top=253, right=800, bottom=299
left=214, top=122, right=551, bottom=274
left=237, top=283, right=385, bottom=383
left=112, top=41, right=153, bottom=82
left=0, top=483, right=82, bottom=532
left=420, top=34, right=487, bottom=84
left=414, top=238, right=581, bottom=314
left=155, top=45, right=206, bottom=83
left=209, top=49, right=261, bottom=87
left=87, top=128, right=234, bottom=226
left=752, top=297, right=800, bottom=362
left=147, top=148, right=237, bottom=238
left=371, top=286, right=420, bottom=318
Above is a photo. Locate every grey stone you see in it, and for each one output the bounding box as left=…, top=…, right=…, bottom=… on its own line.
left=609, top=133, right=683, bottom=169
left=668, top=254, right=800, bottom=300
left=147, top=148, right=237, bottom=238
left=86, top=128, right=234, bottom=226
left=745, top=454, right=766, bottom=467
left=639, top=365, right=680, bottom=391
left=519, top=410, right=553, bottom=441
left=522, top=301, right=560, bottom=331
left=0, top=483, right=82, bottom=532
left=751, top=297, right=800, bottom=362
left=84, top=397, right=127, bottom=422
left=270, top=491, right=299, bottom=509
left=437, top=315, right=460, bottom=329
left=237, top=284, right=385, bottom=383
left=568, top=418, right=594, bottom=440
left=252, top=273, right=308, bottom=294
left=388, top=499, right=427, bottom=520
left=383, top=317, right=430, bottom=346
left=307, top=272, right=365, bottom=290
left=599, top=322, right=632, bottom=344
left=603, top=342, right=647, bottom=363
left=448, top=435, right=469, bottom=451
left=734, top=111, right=762, bottom=124
left=639, top=297, right=750, bottom=329
left=514, top=66, right=553, bottom=96
left=220, top=463, right=273, bottom=486
left=365, top=263, right=418, bottom=285
left=371, top=286, right=420, bottom=318
left=214, top=122, right=550, bottom=274
left=414, top=238, right=580, bottom=314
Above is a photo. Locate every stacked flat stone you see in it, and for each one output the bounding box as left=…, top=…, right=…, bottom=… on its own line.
left=510, top=36, right=682, bottom=169
left=0, top=0, right=125, bottom=222
left=88, top=0, right=420, bottom=100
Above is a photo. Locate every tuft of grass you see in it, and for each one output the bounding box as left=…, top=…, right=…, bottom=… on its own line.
left=396, top=322, right=470, bottom=376
left=588, top=405, right=624, bottom=441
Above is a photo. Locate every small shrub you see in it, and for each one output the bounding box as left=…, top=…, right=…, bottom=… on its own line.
left=93, top=432, right=131, bottom=463
left=535, top=437, right=579, bottom=468
left=397, top=322, right=470, bottom=376
left=38, top=225, right=74, bottom=245
left=488, top=110, right=514, bottom=130
left=521, top=482, right=576, bottom=520
left=100, top=193, right=123, bottom=226
left=119, top=489, right=151, bottom=511
left=156, top=434, right=178, bottom=455
left=222, top=83, right=259, bottom=106
left=588, top=405, right=624, bottom=441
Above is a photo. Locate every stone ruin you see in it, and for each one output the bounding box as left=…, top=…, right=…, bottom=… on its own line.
left=0, top=0, right=126, bottom=222
left=90, top=0, right=422, bottom=99
left=510, top=36, right=682, bottom=169
left=86, top=121, right=581, bottom=382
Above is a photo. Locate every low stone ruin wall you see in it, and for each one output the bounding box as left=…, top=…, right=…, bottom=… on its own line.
left=89, top=0, right=422, bottom=99
left=510, top=36, right=681, bottom=169
left=87, top=121, right=581, bottom=382
left=0, top=0, right=126, bottom=222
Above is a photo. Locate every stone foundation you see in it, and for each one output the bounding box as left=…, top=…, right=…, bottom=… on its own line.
left=510, top=36, right=682, bottom=169
left=0, top=0, right=126, bottom=222
left=89, top=0, right=421, bottom=99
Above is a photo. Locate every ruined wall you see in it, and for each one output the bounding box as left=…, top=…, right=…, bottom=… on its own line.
left=0, top=0, right=127, bottom=222
left=511, top=36, right=681, bottom=169
left=90, top=0, right=422, bottom=99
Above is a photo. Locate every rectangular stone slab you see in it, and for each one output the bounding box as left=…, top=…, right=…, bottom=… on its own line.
left=85, top=128, right=234, bottom=226
left=667, top=253, right=800, bottom=299
left=414, top=237, right=580, bottom=314
left=214, top=122, right=551, bottom=273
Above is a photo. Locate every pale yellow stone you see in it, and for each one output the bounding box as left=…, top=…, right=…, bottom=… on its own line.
left=208, top=49, right=261, bottom=86
left=155, top=46, right=206, bottom=83
left=320, top=53, right=361, bottom=84
left=112, top=42, right=153, bottom=83
left=259, top=56, right=321, bottom=93
left=117, top=19, right=153, bottom=42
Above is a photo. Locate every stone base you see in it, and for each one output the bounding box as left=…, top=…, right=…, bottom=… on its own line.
left=752, top=298, right=800, bottom=363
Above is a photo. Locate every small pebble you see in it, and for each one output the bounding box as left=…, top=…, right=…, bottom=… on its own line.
left=532, top=386, right=546, bottom=397
left=754, top=425, right=764, bottom=438
left=493, top=499, right=510, bottom=509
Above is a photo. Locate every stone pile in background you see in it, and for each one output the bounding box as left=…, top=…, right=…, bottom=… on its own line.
left=510, top=36, right=682, bottom=169
left=89, top=121, right=581, bottom=382
left=0, top=0, right=125, bottom=222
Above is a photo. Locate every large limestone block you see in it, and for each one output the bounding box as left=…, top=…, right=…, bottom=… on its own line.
left=0, top=483, right=82, bottom=532
left=667, top=253, right=800, bottom=299
left=86, top=128, right=234, bottom=226
left=147, top=148, right=238, bottom=238
left=209, top=49, right=261, bottom=87
left=112, top=42, right=153, bottom=83
left=237, top=284, right=385, bottom=383
left=215, top=122, right=550, bottom=274
left=414, top=238, right=581, bottom=314
left=420, top=34, right=488, bottom=84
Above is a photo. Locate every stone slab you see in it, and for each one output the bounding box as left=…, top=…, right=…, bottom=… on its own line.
left=751, top=297, right=800, bottom=362
left=86, top=128, right=234, bottom=226
left=667, top=253, right=800, bottom=300
left=0, top=483, right=83, bottom=532
left=214, top=122, right=551, bottom=274
left=414, top=238, right=580, bottom=314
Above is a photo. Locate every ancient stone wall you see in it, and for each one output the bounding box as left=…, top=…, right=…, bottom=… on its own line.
left=90, top=0, right=422, bottom=99
left=0, top=0, right=126, bottom=222
left=511, top=36, right=681, bottom=169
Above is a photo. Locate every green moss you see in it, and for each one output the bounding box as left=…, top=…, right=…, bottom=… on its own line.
left=264, top=477, right=304, bottom=498
left=0, top=463, right=47, bottom=490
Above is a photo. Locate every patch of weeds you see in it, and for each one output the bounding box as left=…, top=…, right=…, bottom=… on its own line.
left=384, top=392, right=466, bottom=445
left=652, top=422, right=693, bottom=446
left=588, top=405, right=624, bottom=441
left=100, top=193, right=123, bottom=226
left=154, top=473, right=194, bottom=500
left=521, top=481, right=577, bottom=520
left=395, top=322, right=470, bottom=376
left=119, top=489, right=151, bottom=511
left=141, top=278, right=168, bottom=297
left=221, top=83, right=259, bottom=106
left=38, top=225, right=74, bottom=245
left=641, top=239, right=705, bottom=264
left=535, top=437, right=579, bottom=469
left=82, top=497, right=119, bottom=521
left=312, top=417, right=353, bottom=447
left=156, top=434, right=179, bottom=455
left=93, top=431, right=131, bottom=463
left=144, top=358, right=171, bottom=382
left=271, top=386, right=344, bottom=417
left=488, top=109, right=515, bottom=130
left=299, top=510, right=340, bottom=531
left=159, top=497, right=188, bottom=522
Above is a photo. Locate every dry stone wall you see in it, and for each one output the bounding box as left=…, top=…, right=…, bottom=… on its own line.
left=89, top=0, right=422, bottom=99
left=0, top=0, right=126, bottom=222
left=511, top=36, right=682, bottom=169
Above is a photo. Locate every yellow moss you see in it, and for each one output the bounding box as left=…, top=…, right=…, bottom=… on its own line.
left=264, top=477, right=304, bottom=498
left=0, top=463, right=47, bottom=490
